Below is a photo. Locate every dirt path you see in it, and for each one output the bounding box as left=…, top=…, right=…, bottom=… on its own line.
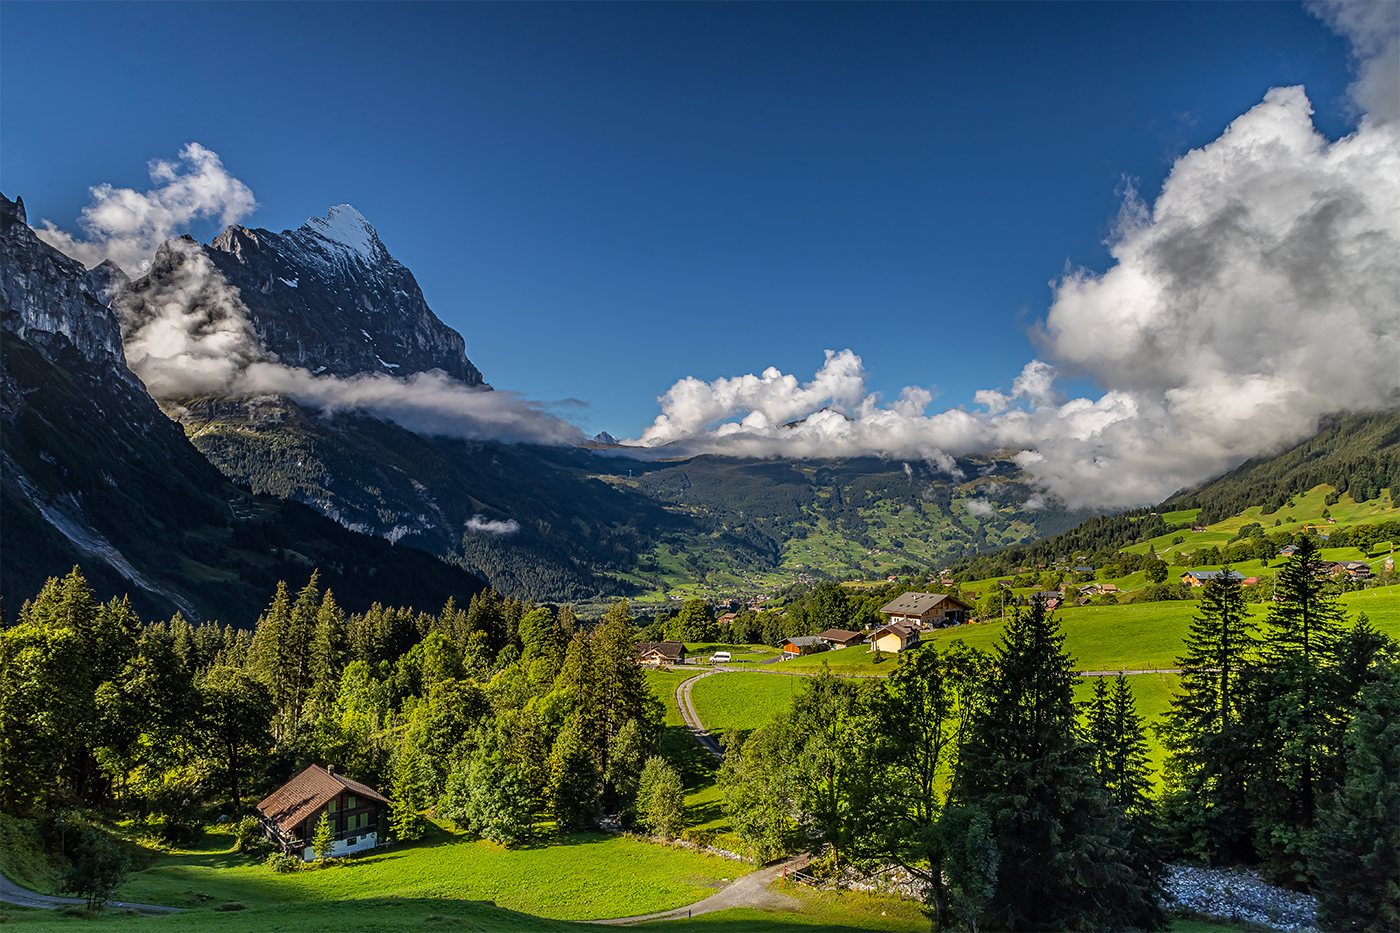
left=586, top=853, right=809, bottom=925
left=675, top=670, right=724, bottom=760
left=0, top=872, right=181, bottom=915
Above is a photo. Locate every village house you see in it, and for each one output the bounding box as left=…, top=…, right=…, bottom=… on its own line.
left=716, top=611, right=738, bottom=629
left=256, top=764, right=389, bottom=861
left=636, top=641, right=687, bottom=668
left=782, top=635, right=828, bottom=658
left=868, top=621, right=920, bottom=654
left=1181, top=570, right=1247, bottom=587
left=1327, top=561, right=1372, bottom=578
left=877, top=591, right=973, bottom=628
left=814, top=628, right=866, bottom=649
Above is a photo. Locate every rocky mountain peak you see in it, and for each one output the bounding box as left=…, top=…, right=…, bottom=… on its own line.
left=300, top=204, right=385, bottom=263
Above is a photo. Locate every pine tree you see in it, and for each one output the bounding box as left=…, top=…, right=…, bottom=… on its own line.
left=306, top=590, right=348, bottom=721
left=1250, top=539, right=1350, bottom=877
left=1160, top=564, right=1256, bottom=863
left=312, top=811, right=335, bottom=863
left=1311, top=651, right=1400, bottom=931
left=548, top=716, right=600, bottom=831
left=955, top=600, right=1164, bottom=931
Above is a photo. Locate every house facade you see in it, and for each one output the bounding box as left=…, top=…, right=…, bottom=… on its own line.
left=636, top=641, right=687, bottom=667
left=877, top=591, right=973, bottom=628
left=1181, top=570, right=1246, bottom=587
left=256, top=764, right=389, bottom=861
left=782, top=635, right=828, bottom=658
left=869, top=621, right=920, bottom=654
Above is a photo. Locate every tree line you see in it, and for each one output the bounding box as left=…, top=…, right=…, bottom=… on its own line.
left=1, top=570, right=675, bottom=850
left=713, top=538, right=1396, bottom=931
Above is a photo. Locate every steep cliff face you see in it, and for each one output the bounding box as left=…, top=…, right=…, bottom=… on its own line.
left=0, top=192, right=486, bottom=626
left=0, top=194, right=134, bottom=384
left=204, top=205, right=484, bottom=385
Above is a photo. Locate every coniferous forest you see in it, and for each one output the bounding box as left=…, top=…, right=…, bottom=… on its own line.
left=2, top=536, right=1394, bottom=929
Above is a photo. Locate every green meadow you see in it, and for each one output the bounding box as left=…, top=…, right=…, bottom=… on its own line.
left=689, top=673, right=809, bottom=733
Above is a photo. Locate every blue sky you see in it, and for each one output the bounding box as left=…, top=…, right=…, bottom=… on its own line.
left=0, top=2, right=1362, bottom=442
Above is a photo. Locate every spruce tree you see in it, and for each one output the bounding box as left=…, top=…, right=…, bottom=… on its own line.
left=1160, top=565, right=1256, bottom=863
left=955, top=599, right=1164, bottom=931
left=1311, top=651, right=1400, bottom=931
left=1250, top=539, right=1349, bottom=877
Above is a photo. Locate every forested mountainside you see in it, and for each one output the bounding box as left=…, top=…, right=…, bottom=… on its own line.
left=947, top=409, right=1400, bottom=579
left=0, top=193, right=487, bottom=627
left=170, top=388, right=1103, bottom=600
left=1162, top=409, right=1400, bottom=523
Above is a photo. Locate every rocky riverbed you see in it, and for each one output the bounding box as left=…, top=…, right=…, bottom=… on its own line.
left=1165, top=864, right=1318, bottom=931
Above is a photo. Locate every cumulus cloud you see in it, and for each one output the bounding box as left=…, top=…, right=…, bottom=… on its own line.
left=627, top=66, right=1399, bottom=507
left=965, top=499, right=995, bottom=518
left=1309, top=0, right=1399, bottom=125
left=465, top=515, right=522, bottom=535
left=116, top=237, right=586, bottom=446
left=33, top=143, right=257, bottom=275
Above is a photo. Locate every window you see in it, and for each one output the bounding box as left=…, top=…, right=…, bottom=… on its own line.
left=328, top=798, right=338, bottom=813
left=347, top=795, right=357, bottom=809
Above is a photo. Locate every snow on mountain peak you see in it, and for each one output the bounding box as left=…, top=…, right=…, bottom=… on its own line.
left=303, top=204, right=380, bottom=258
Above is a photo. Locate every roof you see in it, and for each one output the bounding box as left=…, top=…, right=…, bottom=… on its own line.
left=878, top=592, right=971, bottom=615
left=815, top=628, right=863, bottom=643
left=1074, top=566, right=1093, bottom=572
left=637, top=641, right=686, bottom=661
left=784, top=635, right=823, bottom=648
left=871, top=621, right=919, bottom=640
left=1183, top=570, right=1246, bottom=581
left=256, top=765, right=388, bottom=835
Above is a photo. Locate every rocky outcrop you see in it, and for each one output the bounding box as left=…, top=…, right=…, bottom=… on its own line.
left=203, top=205, right=485, bottom=385
left=0, top=193, right=135, bottom=384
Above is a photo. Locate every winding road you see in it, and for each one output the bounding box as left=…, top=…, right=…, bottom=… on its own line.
left=675, top=669, right=725, bottom=759
left=0, top=872, right=181, bottom=915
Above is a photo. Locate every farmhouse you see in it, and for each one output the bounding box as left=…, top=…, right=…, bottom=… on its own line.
left=815, top=628, right=866, bottom=648
left=877, top=591, right=973, bottom=628
left=636, top=641, right=687, bottom=667
left=783, top=635, right=828, bottom=658
left=256, top=764, right=388, bottom=861
left=1181, top=570, right=1246, bottom=587
left=869, top=621, right=920, bottom=654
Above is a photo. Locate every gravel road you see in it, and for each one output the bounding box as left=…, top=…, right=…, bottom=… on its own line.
left=0, top=872, right=181, bottom=915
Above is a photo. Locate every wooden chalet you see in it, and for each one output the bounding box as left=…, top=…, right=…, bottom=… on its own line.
left=782, top=635, right=828, bottom=658
left=814, top=628, right=865, bottom=649
left=868, top=621, right=920, bottom=654
left=256, top=764, right=389, bottom=861
left=877, top=591, right=973, bottom=628
left=636, top=641, right=687, bottom=668
left=1181, top=570, right=1246, bottom=587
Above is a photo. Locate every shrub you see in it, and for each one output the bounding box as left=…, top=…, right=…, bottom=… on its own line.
left=635, top=756, right=686, bottom=840
left=231, top=816, right=267, bottom=854
left=265, top=852, right=301, bottom=873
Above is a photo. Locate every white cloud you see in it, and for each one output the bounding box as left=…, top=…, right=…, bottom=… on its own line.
left=625, top=78, right=1400, bottom=507
left=1308, top=0, right=1400, bottom=125
left=465, top=515, right=521, bottom=535
left=34, top=143, right=257, bottom=275
left=965, top=499, right=994, bottom=518
left=116, top=237, right=586, bottom=446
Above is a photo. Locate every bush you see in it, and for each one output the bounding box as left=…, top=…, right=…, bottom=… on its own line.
left=265, top=852, right=301, bottom=873
left=231, top=816, right=268, bottom=855
left=56, top=824, right=131, bottom=910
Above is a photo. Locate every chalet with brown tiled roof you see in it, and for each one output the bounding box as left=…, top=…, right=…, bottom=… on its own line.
left=868, top=621, right=921, bottom=654
left=815, top=628, right=866, bottom=648
left=256, top=764, right=389, bottom=861
left=877, top=591, right=973, bottom=628
left=636, top=641, right=687, bottom=667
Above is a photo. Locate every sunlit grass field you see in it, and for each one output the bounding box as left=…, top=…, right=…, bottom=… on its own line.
left=689, top=672, right=808, bottom=734
left=104, top=824, right=744, bottom=921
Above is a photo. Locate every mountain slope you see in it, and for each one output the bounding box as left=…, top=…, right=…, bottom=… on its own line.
left=1162, top=409, right=1400, bottom=523
left=203, top=205, right=484, bottom=384
left=0, top=192, right=487, bottom=626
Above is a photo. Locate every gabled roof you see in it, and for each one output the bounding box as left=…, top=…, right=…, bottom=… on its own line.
left=871, top=621, right=919, bottom=640
left=784, top=635, right=824, bottom=648
left=815, top=628, right=863, bottom=643
left=256, top=765, right=388, bottom=835
left=637, top=641, right=686, bottom=661
left=1183, top=570, right=1246, bottom=581
left=879, top=592, right=972, bottom=615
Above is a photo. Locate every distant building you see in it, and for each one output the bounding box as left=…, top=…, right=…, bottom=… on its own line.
left=782, top=635, right=828, bottom=658
left=717, top=612, right=738, bottom=627
left=869, top=621, right=921, bottom=654
left=814, top=628, right=866, bottom=649
left=1280, top=545, right=1300, bottom=556
left=1181, top=570, right=1247, bottom=587
left=256, top=764, right=388, bottom=861
left=878, top=591, right=973, bottom=628
left=637, top=641, right=687, bottom=667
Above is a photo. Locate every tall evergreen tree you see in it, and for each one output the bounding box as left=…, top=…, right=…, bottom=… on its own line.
left=955, top=600, right=1164, bottom=931
left=1311, top=650, right=1400, bottom=931
left=1161, top=564, right=1256, bottom=863
left=1250, top=539, right=1350, bottom=877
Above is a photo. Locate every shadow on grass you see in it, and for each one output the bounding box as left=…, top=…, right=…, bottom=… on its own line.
left=659, top=725, right=719, bottom=791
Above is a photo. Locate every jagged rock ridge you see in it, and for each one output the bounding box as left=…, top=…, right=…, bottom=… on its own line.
left=203, top=205, right=484, bottom=385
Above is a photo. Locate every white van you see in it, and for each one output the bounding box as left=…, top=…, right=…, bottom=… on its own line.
left=709, top=651, right=732, bottom=664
